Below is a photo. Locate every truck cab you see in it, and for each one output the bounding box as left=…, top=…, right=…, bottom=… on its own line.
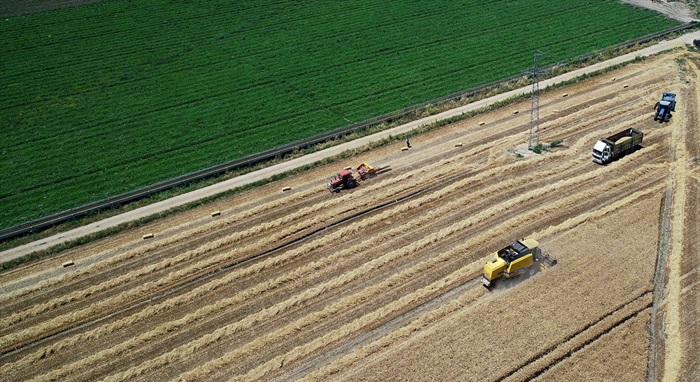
left=591, top=140, right=611, bottom=165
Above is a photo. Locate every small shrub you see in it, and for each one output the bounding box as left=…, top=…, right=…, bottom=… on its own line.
left=530, top=143, right=544, bottom=154
left=550, top=140, right=563, bottom=148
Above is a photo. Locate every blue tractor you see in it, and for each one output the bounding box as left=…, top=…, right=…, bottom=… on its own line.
left=654, top=92, right=676, bottom=123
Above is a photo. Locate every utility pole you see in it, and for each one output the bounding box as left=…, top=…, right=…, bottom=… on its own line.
left=527, top=51, right=548, bottom=149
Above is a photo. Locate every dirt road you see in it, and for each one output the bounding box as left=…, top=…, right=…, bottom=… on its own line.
left=1, top=46, right=698, bottom=381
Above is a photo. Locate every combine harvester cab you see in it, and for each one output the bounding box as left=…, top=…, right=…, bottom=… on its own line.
left=481, top=239, right=556, bottom=289
left=654, top=92, right=676, bottom=123
left=591, top=128, right=643, bottom=165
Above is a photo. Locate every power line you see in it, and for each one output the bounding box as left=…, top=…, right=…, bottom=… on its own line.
left=526, top=51, right=548, bottom=149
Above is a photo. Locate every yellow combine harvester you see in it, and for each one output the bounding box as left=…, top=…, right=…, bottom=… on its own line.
left=481, top=238, right=556, bottom=289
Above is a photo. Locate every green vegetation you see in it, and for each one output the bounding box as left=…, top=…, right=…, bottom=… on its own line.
left=530, top=144, right=545, bottom=154
left=0, top=0, right=681, bottom=230
left=550, top=140, right=564, bottom=148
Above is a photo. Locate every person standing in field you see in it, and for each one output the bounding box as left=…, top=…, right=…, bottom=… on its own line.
left=406, top=136, right=411, bottom=148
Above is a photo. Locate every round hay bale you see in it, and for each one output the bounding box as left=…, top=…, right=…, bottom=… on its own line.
left=513, top=110, right=519, bottom=114
left=479, top=121, right=486, bottom=126
left=62, top=260, right=74, bottom=268
left=211, top=211, right=222, bottom=217
left=455, top=142, right=463, bottom=147
left=143, top=233, right=155, bottom=239
left=282, top=186, right=292, bottom=192
left=401, top=147, right=409, bottom=151
left=562, top=93, right=568, bottom=97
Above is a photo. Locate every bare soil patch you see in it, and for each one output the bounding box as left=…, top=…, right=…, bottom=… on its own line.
left=621, top=0, right=698, bottom=22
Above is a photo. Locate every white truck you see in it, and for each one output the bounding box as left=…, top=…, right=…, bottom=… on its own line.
left=592, top=128, right=643, bottom=165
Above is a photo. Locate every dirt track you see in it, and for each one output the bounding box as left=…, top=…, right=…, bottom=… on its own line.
left=0, top=50, right=699, bottom=381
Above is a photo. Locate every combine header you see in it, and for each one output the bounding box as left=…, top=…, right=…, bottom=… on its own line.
left=481, top=239, right=556, bottom=289
left=327, top=162, right=391, bottom=193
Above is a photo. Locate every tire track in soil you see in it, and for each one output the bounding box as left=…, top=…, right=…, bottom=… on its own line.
left=499, top=292, right=654, bottom=382
left=649, top=185, right=673, bottom=382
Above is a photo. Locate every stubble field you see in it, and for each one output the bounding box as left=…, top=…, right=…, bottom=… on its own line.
left=0, top=50, right=698, bottom=381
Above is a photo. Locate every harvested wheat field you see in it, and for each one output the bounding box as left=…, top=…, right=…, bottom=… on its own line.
left=1, top=49, right=699, bottom=382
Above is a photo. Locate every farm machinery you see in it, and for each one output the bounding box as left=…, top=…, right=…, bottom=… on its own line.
left=654, top=92, right=676, bottom=123
left=327, top=162, right=391, bottom=192
left=481, top=239, right=557, bottom=289
left=591, top=128, right=643, bottom=165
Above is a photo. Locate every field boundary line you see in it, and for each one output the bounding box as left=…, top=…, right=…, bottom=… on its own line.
left=648, top=185, right=673, bottom=381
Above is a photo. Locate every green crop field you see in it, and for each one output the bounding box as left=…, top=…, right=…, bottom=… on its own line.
left=0, top=0, right=681, bottom=231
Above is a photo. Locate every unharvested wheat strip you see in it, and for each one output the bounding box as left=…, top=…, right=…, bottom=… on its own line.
left=104, top=164, right=659, bottom=381
left=9, top=156, right=549, bottom=377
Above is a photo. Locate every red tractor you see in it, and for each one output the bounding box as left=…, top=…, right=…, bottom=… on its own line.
left=328, top=169, right=358, bottom=192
